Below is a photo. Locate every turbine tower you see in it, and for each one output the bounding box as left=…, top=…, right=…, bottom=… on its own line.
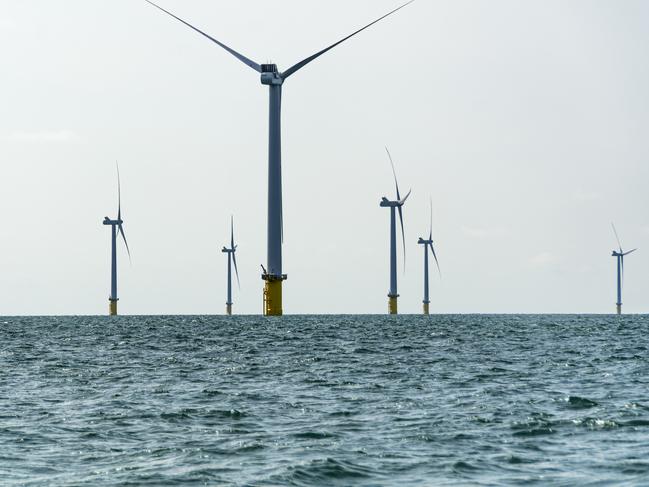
left=222, top=216, right=240, bottom=316
left=144, top=0, right=415, bottom=316
left=102, top=165, right=131, bottom=316
left=380, top=148, right=411, bottom=315
left=418, top=199, right=440, bottom=315
left=611, top=224, right=637, bottom=315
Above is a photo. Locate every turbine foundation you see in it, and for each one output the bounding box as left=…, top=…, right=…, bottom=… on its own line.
left=263, top=275, right=286, bottom=316
left=616, top=304, right=622, bottom=315
left=423, top=302, right=430, bottom=315
left=388, top=295, right=398, bottom=315
left=109, top=299, right=118, bottom=316
left=226, top=304, right=232, bottom=316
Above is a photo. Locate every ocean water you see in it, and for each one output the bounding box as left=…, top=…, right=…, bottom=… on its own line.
left=1, top=315, right=648, bottom=486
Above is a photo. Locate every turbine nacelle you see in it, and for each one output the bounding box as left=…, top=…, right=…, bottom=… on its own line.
left=261, top=64, right=283, bottom=85
left=103, top=217, right=123, bottom=225
left=380, top=198, right=402, bottom=208
left=612, top=249, right=637, bottom=257
left=418, top=237, right=433, bottom=245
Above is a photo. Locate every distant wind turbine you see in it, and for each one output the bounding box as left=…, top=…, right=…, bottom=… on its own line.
left=611, top=224, right=637, bottom=315
left=222, top=216, right=240, bottom=316
left=102, top=164, right=131, bottom=316
left=144, top=0, right=416, bottom=315
left=380, top=148, right=411, bottom=314
left=418, top=199, right=440, bottom=315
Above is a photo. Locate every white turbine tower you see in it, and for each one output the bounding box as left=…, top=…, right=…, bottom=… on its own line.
left=222, top=216, right=240, bottom=316
left=102, top=164, right=131, bottom=316
left=417, top=199, right=440, bottom=315
left=380, top=148, right=411, bottom=314
left=611, top=223, right=637, bottom=315
left=144, top=0, right=416, bottom=315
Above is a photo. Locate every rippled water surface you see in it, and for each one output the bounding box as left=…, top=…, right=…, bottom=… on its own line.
left=1, top=315, right=649, bottom=485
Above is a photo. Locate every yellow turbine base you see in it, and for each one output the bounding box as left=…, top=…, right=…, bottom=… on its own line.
left=388, top=296, right=398, bottom=315
left=423, top=302, right=430, bottom=315
left=109, top=300, right=117, bottom=316
left=264, top=280, right=283, bottom=316
left=226, top=304, right=232, bottom=316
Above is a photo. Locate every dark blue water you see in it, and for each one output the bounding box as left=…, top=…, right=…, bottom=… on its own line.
left=1, top=315, right=648, bottom=485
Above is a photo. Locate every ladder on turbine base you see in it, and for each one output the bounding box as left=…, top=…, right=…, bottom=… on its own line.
left=261, top=271, right=287, bottom=316
left=263, top=286, right=269, bottom=316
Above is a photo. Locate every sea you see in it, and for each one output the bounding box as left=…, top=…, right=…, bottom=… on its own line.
left=1, top=315, right=648, bottom=486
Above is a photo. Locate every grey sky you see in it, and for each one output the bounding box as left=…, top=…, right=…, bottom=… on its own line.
left=1, top=0, right=648, bottom=315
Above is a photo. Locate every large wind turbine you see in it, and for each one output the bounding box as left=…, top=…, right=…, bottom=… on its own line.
left=611, top=224, right=637, bottom=315
left=418, top=199, right=440, bottom=315
left=144, top=0, right=415, bottom=316
left=222, top=216, right=240, bottom=316
left=102, top=165, right=131, bottom=316
left=380, top=148, right=411, bottom=315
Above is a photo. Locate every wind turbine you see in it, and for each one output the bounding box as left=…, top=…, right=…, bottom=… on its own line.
left=418, top=199, right=440, bottom=315
left=222, top=216, right=240, bottom=316
left=611, top=224, right=637, bottom=315
left=144, top=0, right=416, bottom=316
left=102, top=165, right=131, bottom=316
left=380, top=148, right=411, bottom=314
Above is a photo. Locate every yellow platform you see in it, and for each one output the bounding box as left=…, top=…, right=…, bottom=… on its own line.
left=388, top=296, right=398, bottom=315
left=264, top=280, right=283, bottom=316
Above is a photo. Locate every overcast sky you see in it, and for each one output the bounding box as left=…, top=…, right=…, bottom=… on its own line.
left=1, top=0, right=648, bottom=315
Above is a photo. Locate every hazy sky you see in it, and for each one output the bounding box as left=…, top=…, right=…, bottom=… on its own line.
left=1, top=0, right=648, bottom=315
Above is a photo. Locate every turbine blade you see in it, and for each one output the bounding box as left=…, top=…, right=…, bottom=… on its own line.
left=429, top=197, right=433, bottom=240
left=399, top=189, right=412, bottom=205
left=430, top=242, right=441, bottom=277
left=281, top=0, right=416, bottom=79
left=611, top=222, right=623, bottom=253
left=398, top=205, right=406, bottom=270
left=118, top=224, right=132, bottom=264
left=279, top=87, right=284, bottom=244
left=230, top=215, right=234, bottom=250
left=116, top=162, right=121, bottom=220
left=232, top=252, right=240, bottom=289
left=623, top=248, right=638, bottom=256
left=144, top=0, right=261, bottom=73
left=385, top=147, right=401, bottom=201
left=621, top=255, right=624, bottom=290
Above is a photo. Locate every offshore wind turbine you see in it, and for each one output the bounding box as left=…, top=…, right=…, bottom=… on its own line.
left=611, top=224, right=637, bottom=315
left=380, top=148, right=411, bottom=315
left=144, top=0, right=416, bottom=316
left=417, top=199, right=440, bottom=315
left=102, top=165, right=131, bottom=316
left=222, top=216, right=240, bottom=316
